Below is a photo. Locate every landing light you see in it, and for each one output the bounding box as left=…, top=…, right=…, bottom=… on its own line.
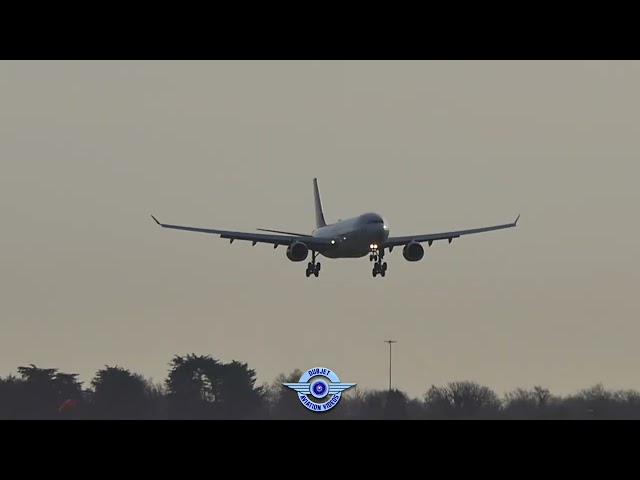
left=331, top=240, right=335, bottom=245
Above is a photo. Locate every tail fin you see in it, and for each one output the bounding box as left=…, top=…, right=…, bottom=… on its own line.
left=313, top=178, right=327, bottom=229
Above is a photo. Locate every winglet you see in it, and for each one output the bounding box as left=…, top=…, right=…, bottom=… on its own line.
left=514, top=214, right=520, bottom=225
left=151, top=215, right=161, bottom=226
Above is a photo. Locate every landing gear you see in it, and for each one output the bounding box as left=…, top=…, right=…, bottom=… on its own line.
left=305, top=251, right=321, bottom=277
left=372, top=261, right=387, bottom=277
left=370, top=245, right=388, bottom=278
left=369, top=244, right=382, bottom=262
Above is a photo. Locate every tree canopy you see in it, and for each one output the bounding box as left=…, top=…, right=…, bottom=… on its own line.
left=0, top=356, right=638, bottom=419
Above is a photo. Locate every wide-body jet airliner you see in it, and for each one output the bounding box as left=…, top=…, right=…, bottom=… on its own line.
left=151, top=178, right=519, bottom=278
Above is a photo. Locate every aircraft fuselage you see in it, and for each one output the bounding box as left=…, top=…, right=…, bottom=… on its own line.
left=312, top=212, right=389, bottom=259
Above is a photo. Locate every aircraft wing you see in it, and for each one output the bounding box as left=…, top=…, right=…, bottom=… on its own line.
left=151, top=215, right=333, bottom=248
left=382, top=215, right=520, bottom=249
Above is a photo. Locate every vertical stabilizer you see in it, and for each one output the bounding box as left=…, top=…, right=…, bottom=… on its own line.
left=313, top=178, right=327, bottom=229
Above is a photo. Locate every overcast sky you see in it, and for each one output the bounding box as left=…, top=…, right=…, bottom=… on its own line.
left=1, top=60, right=639, bottom=398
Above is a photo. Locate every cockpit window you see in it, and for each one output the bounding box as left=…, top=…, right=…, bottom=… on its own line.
left=368, top=219, right=384, bottom=224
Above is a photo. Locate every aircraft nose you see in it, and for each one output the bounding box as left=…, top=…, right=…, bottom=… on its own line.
left=381, top=224, right=389, bottom=240
left=368, top=223, right=388, bottom=241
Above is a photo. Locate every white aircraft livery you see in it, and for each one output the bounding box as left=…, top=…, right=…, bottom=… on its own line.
left=151, top=178, right=519, bottom=278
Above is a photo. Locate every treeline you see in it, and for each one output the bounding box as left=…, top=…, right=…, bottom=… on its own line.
left=1, top=353, right=639, bottom=419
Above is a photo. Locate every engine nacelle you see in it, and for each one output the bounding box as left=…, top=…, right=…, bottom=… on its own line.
left=403, top=241, right=424, bottom=262
left=286, top=241, right=309, bottom=262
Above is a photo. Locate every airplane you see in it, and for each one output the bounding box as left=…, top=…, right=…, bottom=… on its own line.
left=151, top=178, right=519, bottom=278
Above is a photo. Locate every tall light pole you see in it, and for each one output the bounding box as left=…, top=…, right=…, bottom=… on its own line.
left=384, top=340, right=397, bottom=391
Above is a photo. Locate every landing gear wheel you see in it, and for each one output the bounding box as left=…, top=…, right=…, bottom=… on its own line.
left=371, top=253, right=388, bottom=278
left=306, top=251, right=321, bottom=278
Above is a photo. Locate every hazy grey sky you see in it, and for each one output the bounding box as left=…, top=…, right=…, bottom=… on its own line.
left=2, top=60, right=639, bottom=399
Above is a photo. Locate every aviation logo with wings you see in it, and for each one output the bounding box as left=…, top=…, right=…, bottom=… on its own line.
left=283, top=367, right=356, bottom=412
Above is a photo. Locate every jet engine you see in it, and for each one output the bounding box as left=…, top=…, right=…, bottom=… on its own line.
left=402, top=241, right=424, bottom=261
left=286, top=241, right=309, bottom=262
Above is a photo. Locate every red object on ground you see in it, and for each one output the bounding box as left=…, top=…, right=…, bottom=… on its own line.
left=58, top=398, right=77, bottom=413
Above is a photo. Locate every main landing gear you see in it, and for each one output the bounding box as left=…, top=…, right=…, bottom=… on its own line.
left=369, top=244, right=387, bottom=278
left=305, top=251, right=321, bottom=277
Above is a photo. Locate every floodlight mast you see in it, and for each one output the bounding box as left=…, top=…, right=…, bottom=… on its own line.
left=384, top=340, right=397, bottom=390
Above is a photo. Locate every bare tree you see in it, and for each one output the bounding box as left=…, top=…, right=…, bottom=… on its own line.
left=424, top=381, right=501, bottom=419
